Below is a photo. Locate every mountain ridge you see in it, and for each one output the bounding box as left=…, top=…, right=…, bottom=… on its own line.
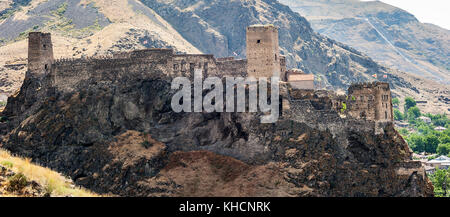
left=279, top=0, right=450, bottom=84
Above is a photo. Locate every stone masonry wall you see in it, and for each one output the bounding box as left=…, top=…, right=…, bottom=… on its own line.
left=347, top=82, right=393, bottom=122
left=246, top=25, right=281, bottom=78
left=49, top=48, right=249, bottom=93
left=27, top=32, right=54, bottom=77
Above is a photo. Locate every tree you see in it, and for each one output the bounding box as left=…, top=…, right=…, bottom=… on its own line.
left=393, top=109, right=404, bottom=121
left=425, top=134, right=440, bottom=153
left=441, top=135, right=450, bottom=144
left=404, top=97, right=416, bottom=115
left=424, top=113, right=448, bottom=127
left=407, top=106, right=421, bottom=122
left=398, top=128, right=409, bottom=137
left=437, top=143, right=450, bottom=156
left=407, top=134, right=425, bottom=153
left=429, top=168, right=449, bottom=197
left=392, top=98, right=400, bottom=106
left=417, top=123, right=432, bottom=135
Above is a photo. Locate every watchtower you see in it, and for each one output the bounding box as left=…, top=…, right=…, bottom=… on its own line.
left=27, top=32, right=54, bottom=77
left=347, top=82, right=393, bottom=122
left=246, top=25, right=281, bottom=78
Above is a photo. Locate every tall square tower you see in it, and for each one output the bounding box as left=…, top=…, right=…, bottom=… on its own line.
left=28, top=32, right=54, bottom=77
left=246, top=25, right=281, bottom=78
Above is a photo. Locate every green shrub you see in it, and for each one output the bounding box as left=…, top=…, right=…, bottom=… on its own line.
left=429, top=168, right=450, bottom=197
left=407, top=106, right=421, bottom=120
left=394, top=109, right=404, bottom=121
left=392, top=98, right=400, bottom=106
left=425, top=134, right=440, bottom=154
left=437, top=143, right=450, bottom=156
left=55, top=2, right=68, bottom=17
left=340, top=102, right=347, bottom=113
left=1, top=161, right=13, bottom=168
left=7, top=173, right=28, bottom=192
left=404, top=97, right=416, bottom=111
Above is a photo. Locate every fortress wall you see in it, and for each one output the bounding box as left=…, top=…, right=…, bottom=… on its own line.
left=286, top=86, right=385, bottom=139
left=287, top=89, right=343, bottom=125
left=216, top=59, right=247, bottom=77
left=51, top=55, right=173, bottom=93
left=172, top=54, right=220, bottom=78
left=49, top=50, right=247, bottom=94
left=287, top=98, right=348, bottom=146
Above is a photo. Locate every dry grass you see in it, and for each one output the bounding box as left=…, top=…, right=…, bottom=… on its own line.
left=0, top=148, right=98, bottom=197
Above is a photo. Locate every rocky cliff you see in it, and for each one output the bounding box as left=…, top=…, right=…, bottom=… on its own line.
left=0, top=60, right=434, bottom=196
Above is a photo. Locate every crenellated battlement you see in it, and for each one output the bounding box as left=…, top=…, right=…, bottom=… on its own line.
left=25, top=31, right=392, bottom=126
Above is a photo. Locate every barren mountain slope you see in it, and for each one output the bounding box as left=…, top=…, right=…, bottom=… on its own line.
left=279, top=0, right=450, bottom=84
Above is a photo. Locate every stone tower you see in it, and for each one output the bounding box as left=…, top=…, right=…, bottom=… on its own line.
left=27, top=32, right=54, bottom=77
left=246, top=25, right=281, bottom=78
left=347, top=82, right=394, bottom=122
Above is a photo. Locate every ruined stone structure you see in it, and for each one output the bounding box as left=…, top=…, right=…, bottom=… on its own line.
left=27, top=32, right=54, bottom=78
left=347, top=82, right=394, bottom=122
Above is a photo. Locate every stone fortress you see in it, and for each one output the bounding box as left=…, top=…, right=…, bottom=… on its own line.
left=3, top=25, right=432, bottom=198
left=24, top=24, right=393, bottom=126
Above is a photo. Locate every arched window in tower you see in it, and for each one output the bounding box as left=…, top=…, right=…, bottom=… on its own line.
left=275, top=54, right=277, bottom=61
left=385, top=111, right=388, bottom=119
left=257, top=40, right=261, bottom=44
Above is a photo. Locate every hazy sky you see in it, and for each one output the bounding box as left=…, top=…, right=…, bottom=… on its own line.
left=360, top=0, right=450, bottom=30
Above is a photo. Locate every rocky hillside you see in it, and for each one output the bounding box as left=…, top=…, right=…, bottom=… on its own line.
left=0, top=0, right=443, bottom=196
left=1, top=60, right=434, bottom=196
left=279, top=0, right=450, bottom=84
left=0, top=148, right=97, bottom=197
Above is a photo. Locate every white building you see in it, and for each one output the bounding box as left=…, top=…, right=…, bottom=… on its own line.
left=426, top=156, right=450, bottom=171
left=434, top=126, right=447, bottom=132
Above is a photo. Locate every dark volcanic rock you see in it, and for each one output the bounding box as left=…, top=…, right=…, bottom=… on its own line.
left=1, top=66, right=434, bottom=196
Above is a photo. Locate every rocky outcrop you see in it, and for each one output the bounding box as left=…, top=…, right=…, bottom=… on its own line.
left=0, top=66, right=434, bottom=196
